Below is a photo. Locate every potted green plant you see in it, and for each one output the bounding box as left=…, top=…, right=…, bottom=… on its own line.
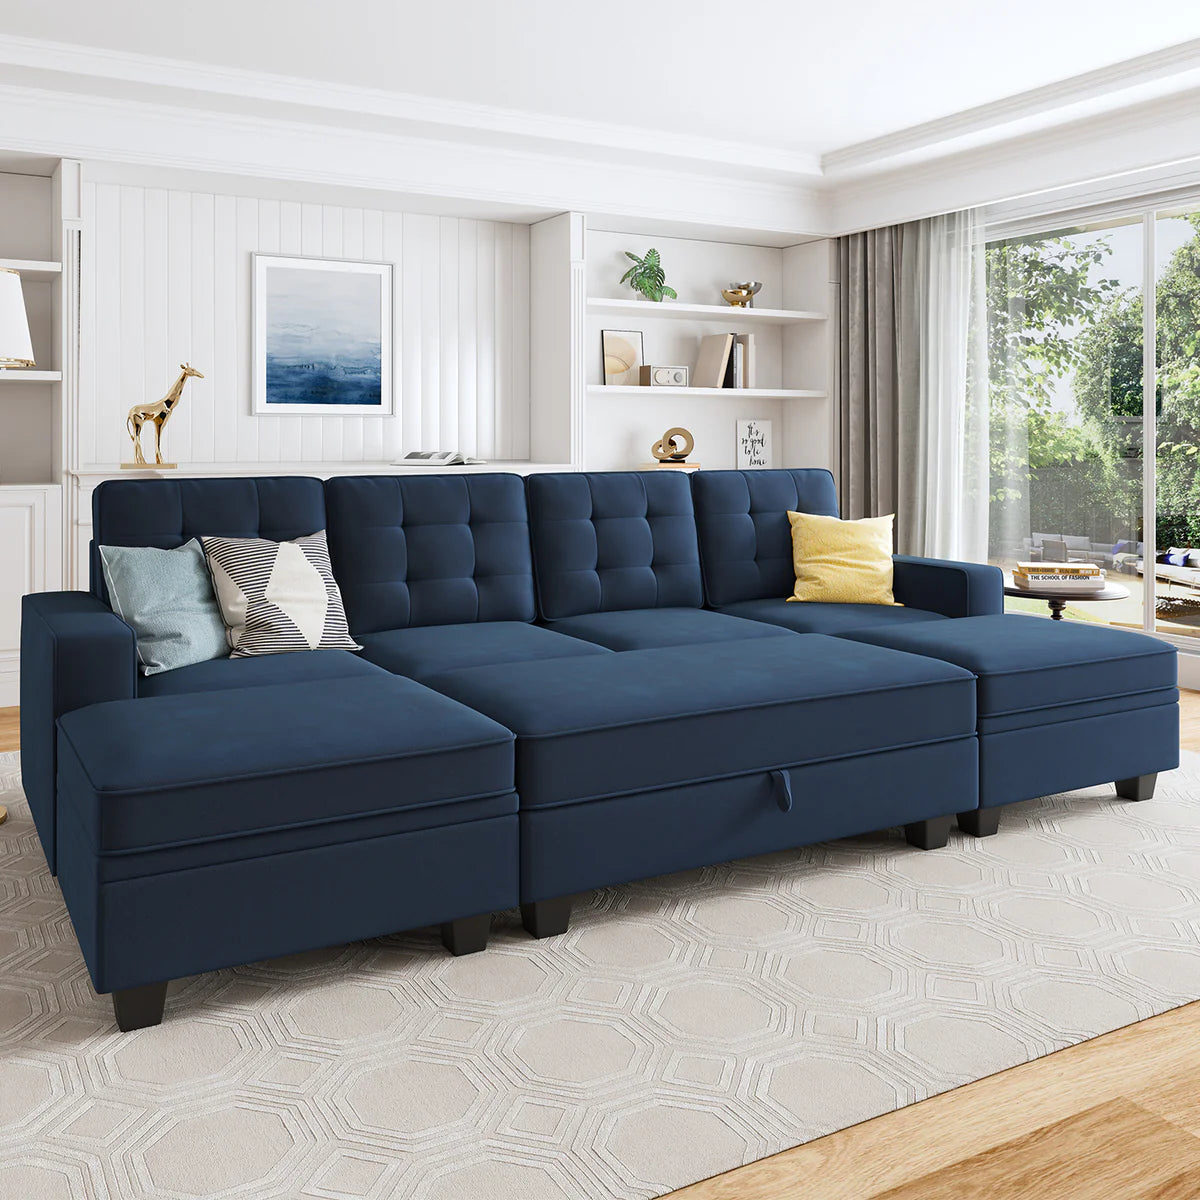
left=620, top=249, right=677, bottom=303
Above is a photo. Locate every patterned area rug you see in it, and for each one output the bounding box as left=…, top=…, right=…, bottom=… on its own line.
left=3, top=750, right=1200, bottom=1199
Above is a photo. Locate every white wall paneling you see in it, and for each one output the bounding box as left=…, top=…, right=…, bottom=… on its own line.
left=79, top=178, right=533, bottom=472
left=0, top=485, right=62, bottom=706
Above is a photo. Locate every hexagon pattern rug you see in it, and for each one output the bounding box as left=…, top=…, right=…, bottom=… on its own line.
left=2, top=750, right=1200, bottom=1199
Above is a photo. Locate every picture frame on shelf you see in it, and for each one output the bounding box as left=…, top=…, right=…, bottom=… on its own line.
left=253, top=253, right=393, bottom=415
left=737, top=418, right=772, bottom=468
left=601, top=329, right=644, bottom=386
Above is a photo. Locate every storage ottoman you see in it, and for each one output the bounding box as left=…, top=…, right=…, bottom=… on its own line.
left=55, top=675, right=518, bottom=1030
left=844, top=614, right=1180, bottom=831
left=424, top=635, right=980, bottom=935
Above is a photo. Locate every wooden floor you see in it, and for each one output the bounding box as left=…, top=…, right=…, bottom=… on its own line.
left=2, top=694, right=1200, bottom=1197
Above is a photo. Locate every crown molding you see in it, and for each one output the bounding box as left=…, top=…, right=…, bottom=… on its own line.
left=0, top=82, right=831, bottom=239
left=823, top=36, right=1200, bottom=177
left=829, top=85, right=1200, bottom=234
left=0, top=33, right=823, bottom=183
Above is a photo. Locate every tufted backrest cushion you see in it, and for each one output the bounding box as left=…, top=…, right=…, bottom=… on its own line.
left=90, top=477, right=326, bottom=602
left=323, top=473, right=536, bottom=634
left=527, top=472, right=704, bottom=619
left=691, top=469, right=840, bottom=606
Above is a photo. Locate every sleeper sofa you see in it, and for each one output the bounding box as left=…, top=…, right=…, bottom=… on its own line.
left=20, top=469, right=1179, bottom=1030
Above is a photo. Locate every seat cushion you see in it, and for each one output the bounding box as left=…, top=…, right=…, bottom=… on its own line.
left=527, top=472, right=704, bottom=618
left=544, top=607, right=795, bottom=651
left=844, top=614, right=1178, bottom=717
left=424, top=635, right=976, bottom=809
left=324, top=473, right=537, bottom=634
left=720, top=598, right=948, bottom=636
left=58, top=675, right=515, bottom=855
left=359, top=622, right=610, bottom=681
left=138, top=649, right=386, bottom=697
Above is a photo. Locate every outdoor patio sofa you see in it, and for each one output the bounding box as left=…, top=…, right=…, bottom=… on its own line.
left=21, top=469, right=1179, bottom=1030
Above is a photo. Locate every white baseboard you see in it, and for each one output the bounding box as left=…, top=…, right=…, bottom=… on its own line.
left=1178, top=651, right=1200, bottom=692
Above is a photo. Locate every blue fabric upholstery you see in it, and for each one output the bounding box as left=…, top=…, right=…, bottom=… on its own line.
left=91, top=477, right=326, bottom=601
left=359, top=622, right=610, bottom=681
left=892, top=556, right=1004, bottom=618
left=842, top=614, right=1180, bottom=808
left=324, top=474, right=536, bottom=634
left=843, top=615, right=1178, bottom=715
left=20, top=592, right=138, bottom=873
left=717, top=598, right=948, bottom=636
left=691, top=469, right=839, bottom=607
left=58, top=676, right=514, bottom=855
left=139, top=649, right=386, bottom=698
left=544, top=607, right=794, bottom=651
left=527, top=472, right=703, bottom=619
left=521, top=739, right=978, bottom=900
left=424, top=635, right=976, bottom=810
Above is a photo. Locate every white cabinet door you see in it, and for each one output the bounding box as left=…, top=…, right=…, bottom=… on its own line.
left=0, top=486, right=63, bottom=707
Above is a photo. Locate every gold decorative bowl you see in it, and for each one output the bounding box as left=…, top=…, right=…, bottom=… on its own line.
left=721, top=287, right=754, bottom=308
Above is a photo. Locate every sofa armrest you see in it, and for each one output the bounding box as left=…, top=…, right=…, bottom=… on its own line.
left=20, top=592, right=137, bottom=873
left=892, top=556, right=1004, bottom=619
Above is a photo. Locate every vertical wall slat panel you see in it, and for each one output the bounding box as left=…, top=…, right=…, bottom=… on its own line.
left=512, top=223, right=531, bottom=461
left=212, top=195, right=239, bottom=463
left=439, top=216, right=459, bottom=452
left=189, top=193, right=216, bottom=463
left=165, top=190, right=192, bottom=464
left=493, top=222, right=514, bottom=462
left=83, top=185, right=533, bottom=471
left=457, top=220, right=478, bottom=457
left=475, top=221, right=496, bottom=458
left=235, top=197, right=259, bottom=464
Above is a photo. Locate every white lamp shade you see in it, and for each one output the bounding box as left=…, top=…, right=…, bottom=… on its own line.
left=0, top=269, right=35, bottom=367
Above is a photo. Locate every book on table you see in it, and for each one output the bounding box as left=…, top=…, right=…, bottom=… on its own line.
left=1013, top=566, right=1107, bottom=592
left=1016, top=561, right=1102, bottom=576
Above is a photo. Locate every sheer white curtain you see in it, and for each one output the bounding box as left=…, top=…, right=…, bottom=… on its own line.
left=904, top=211, right=989, bottom=561
left=838, top=210, right=989, bottom=562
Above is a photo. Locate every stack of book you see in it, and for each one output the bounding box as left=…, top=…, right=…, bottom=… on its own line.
left=1013, top=562, right=1106, bottom=592
left=693, top=333, right=755, bottom=388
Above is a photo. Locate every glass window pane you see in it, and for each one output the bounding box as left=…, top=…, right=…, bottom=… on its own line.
left=983, top=218, right=1145, bottom=630
left=1153, top=209, right=1200, bottom=642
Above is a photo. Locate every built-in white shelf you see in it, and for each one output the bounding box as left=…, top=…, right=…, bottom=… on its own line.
left=74, top=460, right=577, bottom=479
left=589, top=385, right=827, bottom=400
left=0, top=258, right=62, bottom=283
left=0, top=370, right=62, bottom=383
left=587, top=297, right=826, bottom=324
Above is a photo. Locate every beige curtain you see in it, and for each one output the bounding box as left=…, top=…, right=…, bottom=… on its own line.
left=837, top=212, right=986, bottom=560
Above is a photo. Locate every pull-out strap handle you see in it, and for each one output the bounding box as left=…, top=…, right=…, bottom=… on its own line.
left=770, top=769, right=793, bottom=814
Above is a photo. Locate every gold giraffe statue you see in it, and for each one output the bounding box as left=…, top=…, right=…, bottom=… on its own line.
left=125, top=363, right=204, bottom=468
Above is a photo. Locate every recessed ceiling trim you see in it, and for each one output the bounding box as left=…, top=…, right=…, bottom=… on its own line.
left=823, top=36, right=1200, bottom=176
left=0, top=33, right=823, bottom=180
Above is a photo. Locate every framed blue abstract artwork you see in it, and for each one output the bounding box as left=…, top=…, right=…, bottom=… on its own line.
left=252, top=254, right=393, bottom=415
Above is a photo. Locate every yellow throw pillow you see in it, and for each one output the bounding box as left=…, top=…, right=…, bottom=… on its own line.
left=786, top=511, right=897, bottom=605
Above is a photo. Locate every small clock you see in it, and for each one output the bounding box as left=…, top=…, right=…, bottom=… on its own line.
left=639, top=365, right=689, bottom=387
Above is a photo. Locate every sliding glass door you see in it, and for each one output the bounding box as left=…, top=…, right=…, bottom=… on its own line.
left=985, top=216, right=1146, bottom=631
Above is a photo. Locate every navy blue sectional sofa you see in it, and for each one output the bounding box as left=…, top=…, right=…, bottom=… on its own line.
left=20, top=469, right=1179, bottom=1030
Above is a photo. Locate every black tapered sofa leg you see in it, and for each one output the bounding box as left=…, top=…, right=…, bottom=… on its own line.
left=440, top=913, right=491, bottom=956
left=1116, top=773, right=1158, bottom=802
left=112, top=981, right=168, bottom=1032
left=521, top=896, right=572, bottom=939
left=904, top=814, right=954, bottom=851
left=958, top=807, right=1002, bottom=837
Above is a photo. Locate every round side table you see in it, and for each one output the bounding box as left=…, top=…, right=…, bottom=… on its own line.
left=1003, top=576, right=1130, bottom=620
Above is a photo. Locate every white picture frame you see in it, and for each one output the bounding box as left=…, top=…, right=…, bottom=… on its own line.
left=253, top=253, right=393, bottom=415
left=737, top=418, right=772, bottom=468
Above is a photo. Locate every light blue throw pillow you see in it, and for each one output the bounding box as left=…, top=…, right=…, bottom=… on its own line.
left=99, top=539, right=230, bottom=675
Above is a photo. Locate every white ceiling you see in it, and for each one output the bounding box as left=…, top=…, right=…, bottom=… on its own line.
left=3, top=0, right=1200, bottom=168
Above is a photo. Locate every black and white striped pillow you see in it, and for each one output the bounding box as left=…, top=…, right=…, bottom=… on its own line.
left=201, top=530, right=361, bottom=658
